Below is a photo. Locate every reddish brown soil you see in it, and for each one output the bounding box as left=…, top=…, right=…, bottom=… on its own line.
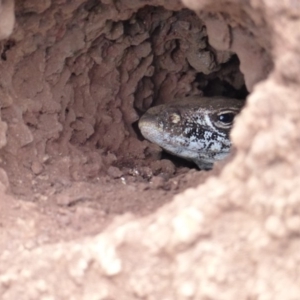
left=1, top=0, right=299, bottom=299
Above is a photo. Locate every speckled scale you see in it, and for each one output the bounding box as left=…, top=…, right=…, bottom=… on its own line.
left=138, top=96, right=244, bottom=170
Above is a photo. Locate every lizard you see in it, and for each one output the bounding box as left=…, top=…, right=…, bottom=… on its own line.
left=138, top=96, right=244, bottom=170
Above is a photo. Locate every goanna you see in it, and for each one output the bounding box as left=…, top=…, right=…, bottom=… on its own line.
left=138, top=96, right=244, bottom=170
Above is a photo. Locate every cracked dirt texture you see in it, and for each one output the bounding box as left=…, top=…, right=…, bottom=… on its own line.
left=0, top=0, right=299, bottom=299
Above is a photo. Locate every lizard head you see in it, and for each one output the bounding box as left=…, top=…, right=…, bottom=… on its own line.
left=138, top=96, right=244, bottom=169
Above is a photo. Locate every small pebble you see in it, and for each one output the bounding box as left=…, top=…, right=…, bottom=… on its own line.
left=150, top=176, right=165, bottom=189
left=265, top=215, right=287, bottom=238
left=31, top=161, right=43, bottom=175
left=107, top=166, right=123, bottom=178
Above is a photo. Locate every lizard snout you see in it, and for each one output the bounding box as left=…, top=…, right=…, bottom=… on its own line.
left=138, top=110, right=163, bottom=144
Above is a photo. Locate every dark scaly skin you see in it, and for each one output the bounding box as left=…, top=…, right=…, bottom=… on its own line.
left=138, top=96, right=244, bottom=170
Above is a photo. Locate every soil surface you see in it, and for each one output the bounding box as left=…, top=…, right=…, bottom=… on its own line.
left=1, top=0, right=300, bottom=299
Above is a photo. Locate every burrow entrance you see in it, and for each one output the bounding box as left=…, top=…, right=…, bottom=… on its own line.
left=0, top=1, right=269, bottom=236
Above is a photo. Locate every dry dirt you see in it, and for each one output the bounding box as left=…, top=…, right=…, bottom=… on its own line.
left=0, top=0, right=299, bottom=299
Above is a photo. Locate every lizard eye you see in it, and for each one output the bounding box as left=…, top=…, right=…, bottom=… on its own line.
left=218, top=113, right=235, bottom=124
left=215, top=111, right=237, bottom=129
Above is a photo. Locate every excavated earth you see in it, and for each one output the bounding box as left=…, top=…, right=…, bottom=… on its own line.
left=0, top=0, right=299, bottom=299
